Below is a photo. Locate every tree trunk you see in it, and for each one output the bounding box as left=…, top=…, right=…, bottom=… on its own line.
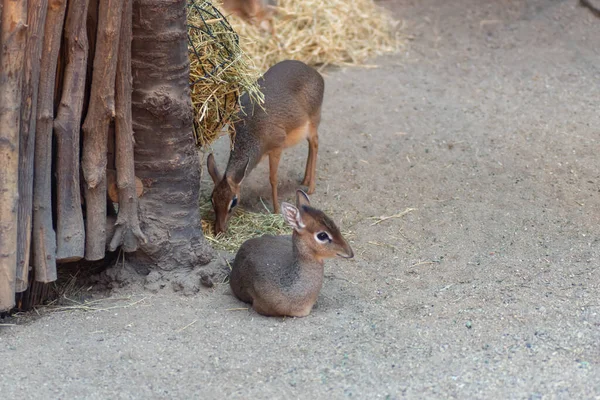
left=32, top=0, right=66, bottom=283
left=15, top=0, right=48, bottom=292
left=81, top=0, right=123, bottom=260
left=108, top=0, right=147, bottom=253
left=53, top=0, right=89, bottom=263
left=0, top=0, right=28, bottom=311
left=129, top=0, right=213, bottom=275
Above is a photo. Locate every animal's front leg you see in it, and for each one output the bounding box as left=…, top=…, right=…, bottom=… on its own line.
left=269, top=149, right=282, bottom=214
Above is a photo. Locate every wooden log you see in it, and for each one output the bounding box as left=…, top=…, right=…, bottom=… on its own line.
left=54, top=0, right=90, bottom=263
left=81, top=0, right=123, bottom=260
left=15, top=0, right=48, bottom=292
left=0, top=0, right=28, bottom=311
left=108, top=0, right=147, bottom=253
left=83, top=177, right=108, bottom=260
left=83, top=0, right=98, bottom=118
left=32, top=0, right=67, bottom=283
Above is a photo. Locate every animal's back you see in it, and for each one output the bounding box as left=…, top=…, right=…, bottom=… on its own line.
left=260, top=60, right=324, bottom=120
left=230, top=235, right=297, bottom=301
left=237, top=60, right=324, bottom=137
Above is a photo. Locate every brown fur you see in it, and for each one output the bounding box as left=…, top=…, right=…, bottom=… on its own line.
left=221, top=0, right=277, bottom=34
left=207, top=60, right=325, bottom=234
left=229, top=190, right=353, bottom=317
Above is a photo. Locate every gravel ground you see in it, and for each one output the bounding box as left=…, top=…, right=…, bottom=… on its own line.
left=1, top=0, right=599, bottom=398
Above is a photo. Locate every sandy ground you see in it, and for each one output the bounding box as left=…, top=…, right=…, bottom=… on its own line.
left=2, top=0, right=600, bottom=398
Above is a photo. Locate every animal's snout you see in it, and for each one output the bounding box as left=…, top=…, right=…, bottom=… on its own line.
left=213, top=214, right=229, bottom=236
left=338, top=243, right=354, bottom=259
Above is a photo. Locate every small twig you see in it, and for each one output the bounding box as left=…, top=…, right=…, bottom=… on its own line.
left=479, top=19, right=502, bottom=27
left=410, top=260, right=440, bottom=268
left=226, top=307, right=249, bottom=311
left=50, top=296, right=148, bottom=312
left=367, top=241, right=398, bottom=251
left=176, top=320, right=198, bottom=332
left=259, top=197, right=271, bottom=213
left=369, top=208, right=416, bottom=226
left=0, top=324, right=16, bottom=327
left=203, top=18, right=223, bottom=24
left=581, top=0, right=600, bottom=18
left=439, top=284, right=453, bottom=292
left=325, top=274, right=358, bottom=285
left=223, top=257, right=232, bottom=271
left=204, top=235, right=220, bottom=244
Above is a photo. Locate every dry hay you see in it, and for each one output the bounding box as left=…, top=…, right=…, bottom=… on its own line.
left=186, top=0, right=401, bottom=148
left=187, top=0, right=264, bottom=149
left=227, top=0, right=402, bottom=72
left=200, top=196, right=289, bottom=252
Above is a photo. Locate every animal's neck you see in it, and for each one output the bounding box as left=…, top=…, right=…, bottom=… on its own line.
left=284, top=233, right=324, bottom=296
left=225, top=123, right=263, bottom=176
left=292, top=232, right=325, bottom=267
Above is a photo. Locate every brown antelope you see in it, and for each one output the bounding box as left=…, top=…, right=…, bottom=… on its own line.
left=229, top=190, right=354, bottom=317
left=207, top=60, right=324, bottom=234
left=221, top=0, right=276, bottom=34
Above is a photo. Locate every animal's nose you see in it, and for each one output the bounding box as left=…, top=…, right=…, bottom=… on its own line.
left=340, top=243, right=354, bottom=259
left=214, top=217, right=227, bottom=235
left=214, top=220, right=223, bottom=235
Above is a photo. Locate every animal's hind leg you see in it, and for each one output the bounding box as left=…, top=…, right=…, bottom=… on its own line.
left=302, top=115, right=320, bottom=194
left=301, top=139, right=312, bottom=187
left=252, top=298, right=280, bottom=317
left=269, top=148, right=283, bottom=214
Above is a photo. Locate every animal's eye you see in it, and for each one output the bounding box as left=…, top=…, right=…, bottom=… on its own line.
left=229, top=196, right=238, bottom=212
left=316, top=232, right=330, bottom=242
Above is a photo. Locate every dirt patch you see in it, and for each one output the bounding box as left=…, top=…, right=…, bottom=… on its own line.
left=1, top=0, right=599, bottom=398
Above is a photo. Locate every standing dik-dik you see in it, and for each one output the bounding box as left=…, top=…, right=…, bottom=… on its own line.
left=207, top=60, right=325, bottom=234
left=229, top=190, right=354, bottom=317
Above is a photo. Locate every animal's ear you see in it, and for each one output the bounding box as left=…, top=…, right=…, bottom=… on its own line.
left=281, top=202, right=305, bottom=231
left=207, top=153, right=222, bottom=184
left=295, top=189, right=310, bottom=209
left=228, top=159, right=249, bottom=186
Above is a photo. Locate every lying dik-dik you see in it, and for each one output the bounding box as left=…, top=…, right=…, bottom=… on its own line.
left=229, top=190, right=354, bottom=317
left=207, top=60, right=324, bottom=234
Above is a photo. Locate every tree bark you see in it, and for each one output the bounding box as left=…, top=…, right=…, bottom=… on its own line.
left=53, top=0, right=89, bottom=263
left=108, top=0, right=147, bottom=253
left=129, top=0, right=213, bottom=273
left=0, top=0, right=28, bottom=311
left=32, top=0, right=67, bottom=283
left=15, top=0, right=48, bottom=292
left=81, top=0, right=123, bottom=260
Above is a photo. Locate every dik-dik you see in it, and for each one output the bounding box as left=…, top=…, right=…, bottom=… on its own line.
left=207, top=60, right=324, bottom=234
left=221, top=0, right=276, bottom=34
left=229, top=190, right=354, bottom=317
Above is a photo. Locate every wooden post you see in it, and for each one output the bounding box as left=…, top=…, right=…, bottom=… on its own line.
left=0, top=0, right=28, bottom=311
left=81, top=0, right=123, bottom=260
left=108, top=0, right=147, bottom=253
left=16, top=0, right=49, bottom=292
left=32, top=0, right=67, bottom=283
left=54, top=0, right=90, bottom=263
